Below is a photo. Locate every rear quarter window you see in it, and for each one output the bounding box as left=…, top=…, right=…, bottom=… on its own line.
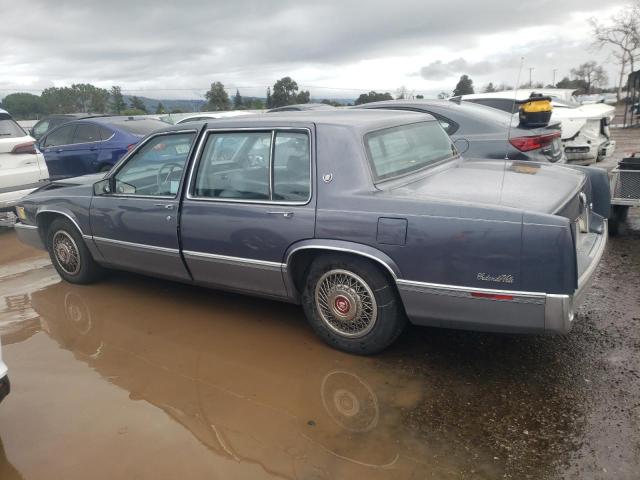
left=365, top=121, right=455, bottom=181
left=0, top=115, right=26, bottom=138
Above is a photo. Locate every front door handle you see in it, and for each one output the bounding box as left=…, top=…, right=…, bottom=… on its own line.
left=267, top=211, right=293, bottom=218
left=154, top=204, right=174, bottom=210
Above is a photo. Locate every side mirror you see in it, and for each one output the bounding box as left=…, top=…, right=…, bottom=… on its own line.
left=93, top=179, right=112, bottom=195
left=453, top=138, right=469, bottom=155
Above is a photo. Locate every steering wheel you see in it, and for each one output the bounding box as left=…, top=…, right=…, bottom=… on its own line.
left=244, top=154, right=266, bottom=168
left=157, top=162, right=182, bottom=188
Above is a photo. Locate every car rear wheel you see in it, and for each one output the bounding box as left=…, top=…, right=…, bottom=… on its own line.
left=46, top=218, right=104, bottom=284
left=302, top=254, right=406, bottom=355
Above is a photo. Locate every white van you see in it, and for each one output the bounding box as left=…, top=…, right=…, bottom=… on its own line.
left=0, top=108, right=49, bottom=225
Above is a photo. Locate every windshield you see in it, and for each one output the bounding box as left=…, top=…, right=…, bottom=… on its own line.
left=365, top=121, right=455, bottom=181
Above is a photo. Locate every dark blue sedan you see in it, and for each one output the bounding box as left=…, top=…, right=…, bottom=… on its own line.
left=37, top=117, right=168, bottom=179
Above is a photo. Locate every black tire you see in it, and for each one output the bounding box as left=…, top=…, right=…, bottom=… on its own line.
left=46, top=218, right=104, bottom=284
left=302, top=254, right=406, bottom=355
left=608, top=205, right=629, bottom=236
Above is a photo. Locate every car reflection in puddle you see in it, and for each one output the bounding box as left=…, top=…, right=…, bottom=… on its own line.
left=28, top=277, right=453, bottom=479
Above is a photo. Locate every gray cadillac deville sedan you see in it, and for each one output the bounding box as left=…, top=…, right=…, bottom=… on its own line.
left=13, top=110, right=609, bottom=354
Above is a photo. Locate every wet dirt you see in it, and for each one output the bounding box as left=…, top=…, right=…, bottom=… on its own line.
left=0, top=127, right=639, bottom=478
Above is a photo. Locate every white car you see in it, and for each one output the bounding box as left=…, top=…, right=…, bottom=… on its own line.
left=452, top=89, right=616, bottom=165
left=0, top=108, right=49, bottom=225
left=0, top=341, right=8, bottom=403
left=173, top=111, right=256, bottom=125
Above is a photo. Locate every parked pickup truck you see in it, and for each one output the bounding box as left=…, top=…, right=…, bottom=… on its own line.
left=13, top=110, right=609, bottom=354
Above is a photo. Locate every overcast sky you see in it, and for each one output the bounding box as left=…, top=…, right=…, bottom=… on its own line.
left=0, top=0, right=629, bottom=100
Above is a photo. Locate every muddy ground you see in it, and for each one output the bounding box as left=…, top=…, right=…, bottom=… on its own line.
left=0, top=131, right=639, bottom=480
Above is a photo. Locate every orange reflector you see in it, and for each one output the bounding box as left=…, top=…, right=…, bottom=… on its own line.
left=471, top=292, right=514, bottom=301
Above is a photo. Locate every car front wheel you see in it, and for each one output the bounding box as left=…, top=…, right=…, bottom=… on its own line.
left=302, top=255, right=406, bottom=355
left=46, top=218, right=103, bottom=284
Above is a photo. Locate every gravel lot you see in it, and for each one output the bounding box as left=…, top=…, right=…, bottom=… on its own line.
left=0, top=127, right=638, bottom=480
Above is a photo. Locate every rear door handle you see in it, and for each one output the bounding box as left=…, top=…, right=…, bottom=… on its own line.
left=154, top=204, right=174, bottom=210
left=267, top=211, right=293, bottom=218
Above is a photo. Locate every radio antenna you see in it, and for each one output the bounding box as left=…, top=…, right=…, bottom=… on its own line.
left=505, top=56, right=525, bottom=160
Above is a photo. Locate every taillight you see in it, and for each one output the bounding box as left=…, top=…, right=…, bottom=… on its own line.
left=127, top=144, right=136, bottom=151
left=11, top=142, right=37, bottom=154
left=509, top=132, right=560, bottom=152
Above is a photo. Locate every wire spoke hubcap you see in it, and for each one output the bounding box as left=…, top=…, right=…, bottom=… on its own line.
left=53, top=230, right=81, bottom=275
left=315, top=269, right=377, bottom=338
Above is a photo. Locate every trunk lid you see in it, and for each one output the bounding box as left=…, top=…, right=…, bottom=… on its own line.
left=388, top=159, right=585, bottom=216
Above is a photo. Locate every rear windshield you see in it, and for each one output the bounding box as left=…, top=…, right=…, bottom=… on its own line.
left=0, top=115, right=26, bottom=138
left=108, top=119, right=168, bottom=136
left=365, top=121, right=455, bottom=181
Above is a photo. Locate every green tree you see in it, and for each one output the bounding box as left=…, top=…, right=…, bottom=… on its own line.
left=205, top=81, right=230, bottom=111
left=271, top=77, right=300, bottom=107
left=296, top=89, right=310, bottom=104
left=570, top=61, right=608, bottom=93
left=415, top=94, right=424, bottom=99
left=129, top=96, right=148, bottom=113
left=354, top=91, right=394, bottom=105
left=0, top=93, right=46, bottom=119
left=266, top=87, right=272, bottom=108
left=155, top=102, right=166, bottom=114
left=121, top=108, right=147, bottom=116
left=436, top=91, right=449, bottom=99
left=109, top=86, right=126, bottom=114
left=556, top=76, right=586, bottom=91
left=41, top=87, right=77, bottom=114
left=453, top=75, right=474, bottom=96
left=233, top=89, right=243, bottom=109
left=483, top=82, right=497, bottom=93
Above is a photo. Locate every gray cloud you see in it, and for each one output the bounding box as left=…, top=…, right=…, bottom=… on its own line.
left=0, top=0, right=628, bottom=98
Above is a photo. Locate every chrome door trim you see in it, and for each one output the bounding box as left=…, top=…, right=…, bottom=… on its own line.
left=183, top=250, right=284, bottom=269
left=93, top=235, right=179, bottom=254
left=184, top=126, right=313, bottom=206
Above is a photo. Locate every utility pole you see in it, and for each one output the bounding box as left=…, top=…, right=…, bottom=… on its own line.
left=528, top=67, right=535, bottom=87
left=552, top=69, right=558, bottom=87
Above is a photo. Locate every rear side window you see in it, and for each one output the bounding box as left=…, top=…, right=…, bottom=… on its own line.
left=0, top=116, right=26, bottom=138
left=73, top=124, right=101, bottom=143
left=44, top=125, right=75, bottom=147
left=365, top=121, right=455, bottom=181
left=99, top=126, right=114, bottom=140
left=193, top=129, right=311, bottom=202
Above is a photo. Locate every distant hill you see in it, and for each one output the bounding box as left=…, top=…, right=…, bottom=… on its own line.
left=123, top=95, right=206, bottom=113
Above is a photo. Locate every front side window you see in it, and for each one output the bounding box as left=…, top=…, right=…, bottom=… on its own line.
left=365, top=121, right=455, bottom=181
left=44, top=125, right=75, bottom=147
left=32, top=120, right=50, bottom=138
left=113, top=132, right=195, bottom=197
left=193, top=130, right=311, bottom=202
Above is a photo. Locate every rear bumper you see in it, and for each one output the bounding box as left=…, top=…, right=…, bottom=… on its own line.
left=14, top=222, right=46, bottom=250
left=397, top=221, right=607, bottom=334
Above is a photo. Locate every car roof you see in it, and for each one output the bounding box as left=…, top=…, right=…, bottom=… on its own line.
left=158, top=109, right=432, bottom=133
left=354, top=99, right=514, bottom=129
